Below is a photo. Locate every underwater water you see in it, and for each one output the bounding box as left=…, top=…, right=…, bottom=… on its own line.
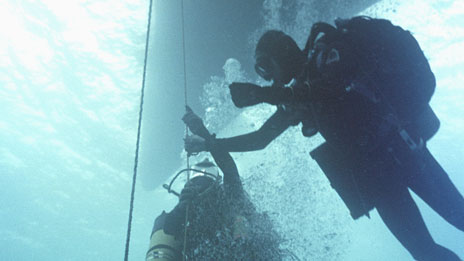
left=1, top=0, right=463, bottom=260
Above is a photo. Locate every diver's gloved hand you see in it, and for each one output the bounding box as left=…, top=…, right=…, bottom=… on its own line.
left=182, top=106, right=210, bottom=138
left=184, top=135, right=207, bottom=154
left=229, top=82, right=266, bottom=108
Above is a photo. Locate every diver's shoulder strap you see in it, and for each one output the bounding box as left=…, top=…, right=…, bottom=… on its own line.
left=154, top=206, right=187, bottom=238
left=152, top=211, right=168, bottom=235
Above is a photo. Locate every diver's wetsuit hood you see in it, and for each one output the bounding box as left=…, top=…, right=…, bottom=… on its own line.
left=255, top=30, right=306, bottom=84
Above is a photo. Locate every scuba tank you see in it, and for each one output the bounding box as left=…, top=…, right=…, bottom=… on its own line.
left=146, top=222, right=183, bottom=261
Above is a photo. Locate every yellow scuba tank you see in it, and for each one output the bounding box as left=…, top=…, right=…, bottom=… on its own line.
left=146, top=227, right=183, bottom=261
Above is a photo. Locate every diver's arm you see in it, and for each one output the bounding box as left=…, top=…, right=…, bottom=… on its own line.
left=181, top=107, right=242, bottom=194
left=208, top=108, right=293, bottom=152
left=209, top=148, right=243, bottom=198
left=182, top=106, right=211, bottom=139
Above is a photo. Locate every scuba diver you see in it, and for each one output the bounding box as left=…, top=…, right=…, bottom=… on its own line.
left=183, top=16, right=464, bottom=260
left=146, top=107, right=284, bottom=261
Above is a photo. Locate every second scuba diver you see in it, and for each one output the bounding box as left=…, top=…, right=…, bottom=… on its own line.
left=146, top=106, right=285, bottom=260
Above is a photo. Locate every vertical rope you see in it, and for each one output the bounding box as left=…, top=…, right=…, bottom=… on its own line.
left=180, top=1, right=191, bottom=260
left=181, top=0, right=187, bottom=108
left=181, top=0, right=190, bottom=180
left=182, top=203, right=190, bottom=261
left=124, top=0, right=154, bottom=260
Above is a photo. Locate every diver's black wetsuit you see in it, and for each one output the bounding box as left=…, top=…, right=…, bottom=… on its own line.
left=208, top=19, right=464, bottom=260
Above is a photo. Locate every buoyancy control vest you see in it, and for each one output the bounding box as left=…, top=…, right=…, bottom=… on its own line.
left=305, top=16, right=440, bottom=145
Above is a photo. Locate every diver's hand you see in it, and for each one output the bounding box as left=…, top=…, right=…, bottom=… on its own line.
left=229, top=82, right=265, bottom=108
left=179, top=185, right=199, bottom=203
left=184, top=135, right=207, bottom=154
left=182, top=106, right=210, bottom=138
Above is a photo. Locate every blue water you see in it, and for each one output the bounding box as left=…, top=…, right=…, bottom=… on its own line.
left=1, top=0, right=463, bottom=260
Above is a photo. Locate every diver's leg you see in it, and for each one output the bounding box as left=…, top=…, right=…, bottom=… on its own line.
left=374, top=179, right=460, bottom=261
left=408, top=148, right=464, bottom=232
